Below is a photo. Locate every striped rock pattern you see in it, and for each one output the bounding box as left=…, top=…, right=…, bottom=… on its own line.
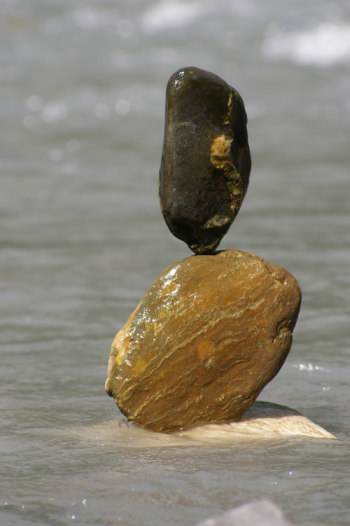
left=105, top=250, right=301, bottom=432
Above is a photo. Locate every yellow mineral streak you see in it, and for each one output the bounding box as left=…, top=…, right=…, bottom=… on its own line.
left=210, top=134, right=232, bottom=170
left=203, top=214, right=231, bottom=229
left=209, top=134, right=245, bottom=221
left=223, top=91, right=233, bottom=125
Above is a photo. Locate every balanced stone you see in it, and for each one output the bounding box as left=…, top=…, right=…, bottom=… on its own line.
left=105, top=250, right=301, bottom=432
left=159, top=67, right=251, bottom=255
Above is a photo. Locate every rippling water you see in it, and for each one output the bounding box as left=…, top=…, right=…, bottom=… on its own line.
left=1, top=1, right=350, bottom=525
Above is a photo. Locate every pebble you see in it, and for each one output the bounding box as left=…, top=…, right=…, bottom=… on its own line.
left=159, top=67, right=251, bottom=254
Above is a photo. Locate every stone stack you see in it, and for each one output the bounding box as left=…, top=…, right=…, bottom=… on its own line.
left=105, top=67, right=302, bottom=433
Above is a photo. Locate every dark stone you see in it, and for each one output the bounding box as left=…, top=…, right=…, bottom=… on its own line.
left=159, top=67, right=251, bottom=254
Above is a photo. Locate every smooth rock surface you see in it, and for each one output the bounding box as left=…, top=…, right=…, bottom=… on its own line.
left=184, top=402, right=336, bottom=441
left=105, top=250, right=301, bottom=432
left=159, top=67, right=251, bottom=254
left=193, top=500, right=299, bottom=526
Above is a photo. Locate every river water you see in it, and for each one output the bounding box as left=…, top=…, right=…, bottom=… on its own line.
left=1, top=1, right=350, bottom=525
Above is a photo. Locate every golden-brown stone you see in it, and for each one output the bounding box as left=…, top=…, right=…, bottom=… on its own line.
left=105, top=250, right=301, bottom=432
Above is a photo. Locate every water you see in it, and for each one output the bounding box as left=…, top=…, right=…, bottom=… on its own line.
left=1, top=0, right=349, bottom=524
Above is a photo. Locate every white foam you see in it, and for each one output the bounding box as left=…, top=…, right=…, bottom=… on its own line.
left=293, top=362, right=326, bottom=372
left=263, top=22, right=350, bottom=66
left=141, top=0, right=202, bottom=32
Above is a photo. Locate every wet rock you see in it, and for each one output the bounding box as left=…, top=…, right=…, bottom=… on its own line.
left=184, top=402, right=336, bottom=440
left=159, top=67, right=251, bottom=254
left=105, top=250, right=301, bottom=432
left=193, top=500, right=296, bottom=526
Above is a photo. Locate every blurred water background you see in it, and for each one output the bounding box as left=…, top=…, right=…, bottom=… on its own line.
left=1, top=0, right=350, bottom=525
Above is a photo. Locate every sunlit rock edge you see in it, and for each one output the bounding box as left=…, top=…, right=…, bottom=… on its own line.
left=193, top=498, right=326, bottom=526
left=73, top=402, right=335, bottom=446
